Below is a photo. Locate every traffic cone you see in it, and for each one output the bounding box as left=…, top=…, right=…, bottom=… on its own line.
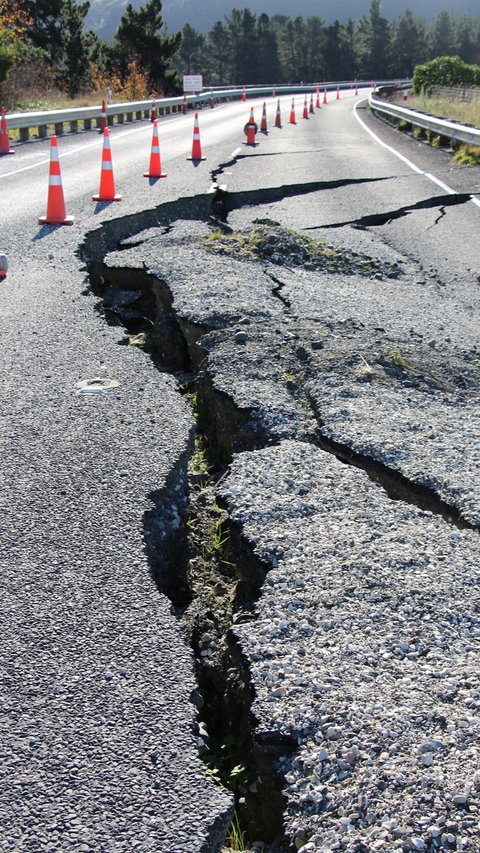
left=336, top=86, right=340, bottom=100
left=187, top=112, right=206, bottom=161
left=302, top=95, right=309, bottom=119
left=38, top=136, right=74, bottom=225
left=289, top=98, right=296, bottom=124
left=309, top=93, right=314, bottom=114
left=274, top=99, right=282, bottom=128
left=260, top=102, right=268, bottom=133
left=150, top=99, right=157, bottom=122
left=144, top=120, right=167, bottom=178
left=315, top=87, right=321, bottom=109
left=323, top=88, right=328, bottom=104
left=92, top=128, right=122, bottom=201
left=0, top=254, right=8, bottom=280
left=99, top=99, right=107, bottom=133
left=0, top=107, right=14, bottom=155
left=245, top=108, right=257, bottom=146
left=242, top=86, right=247, bottom=102
left=182, top=94, right=187, bottom=114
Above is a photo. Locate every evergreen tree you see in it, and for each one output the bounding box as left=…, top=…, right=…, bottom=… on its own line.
left=112, top=0, right=181, bottom=92
left=226, top=8, right=258, bottom=84
left=205, top=21, right=231, bottom=85
left=256, top=13, right=281, bottom=83
left=174, top=23, right=205, bottom=75
left=301, top=17, right=326, bottom=83
left=429, top=11, right=456, bottom=58
left=455, top=16, right=479, bottom=64
left=22, top=0, right=64, bottom=62
left=390, top=9, right=427, bottom=77
left=279, top=17, right=304, bottom=82
left=57, top=0, right=90, bottom=96
left=356, top=0, right=391, bottom=79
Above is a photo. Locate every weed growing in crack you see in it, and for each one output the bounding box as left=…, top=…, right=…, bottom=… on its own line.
left=224, top=810, right=248, bottom=851
left=387, top=349, right=413, bottom=371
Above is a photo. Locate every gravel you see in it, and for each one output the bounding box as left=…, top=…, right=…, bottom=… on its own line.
left=220, top=440, right=480, bottom=852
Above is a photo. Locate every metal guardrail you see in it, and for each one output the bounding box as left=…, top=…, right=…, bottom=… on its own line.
left=369, top=93, right=480, bottom=147
left=4, top=81, right=407, bottom=142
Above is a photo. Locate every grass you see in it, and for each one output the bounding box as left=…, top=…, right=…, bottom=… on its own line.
left=397, top=93, right=480, bottom=128
left=452, top=144, right=480, bottom=165
left=203, top=225, right=340, bottom=266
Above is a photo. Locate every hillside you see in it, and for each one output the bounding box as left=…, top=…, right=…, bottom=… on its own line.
left=85, top=0, right=478, bottom=40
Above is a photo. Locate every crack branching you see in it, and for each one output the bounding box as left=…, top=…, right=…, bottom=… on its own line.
left=312, top=192, right=471, bottom=230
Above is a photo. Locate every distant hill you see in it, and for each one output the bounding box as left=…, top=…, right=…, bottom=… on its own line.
left=85, top=0, right=478, bottom=40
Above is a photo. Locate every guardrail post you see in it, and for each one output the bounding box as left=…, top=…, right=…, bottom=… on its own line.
left=84, top=118, right=91, bottom=131
left=135, top=110, right=142, bottom=121
left=126, top=111, right=133, bottom=122
left=117, top=112, right=124, bottom=124
left=39, top=124, right=48, bottom=138
left=55, top=122, right=63, bottom=135
left=19, top=127, right=29, bottom=142
left=70, top=120, right=78, bottom=133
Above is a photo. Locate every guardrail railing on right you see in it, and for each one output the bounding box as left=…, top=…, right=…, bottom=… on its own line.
left=369, top=93, right=480, bottom=147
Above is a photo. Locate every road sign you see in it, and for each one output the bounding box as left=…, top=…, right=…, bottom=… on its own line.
left=183, top=75, right=203, bottom=93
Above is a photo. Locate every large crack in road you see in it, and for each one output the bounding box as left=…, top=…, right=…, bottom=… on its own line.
left=80, top=182, right=480, bottom=852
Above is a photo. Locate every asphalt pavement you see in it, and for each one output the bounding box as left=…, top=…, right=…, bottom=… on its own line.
left=1, top=93, right=479, bottom=852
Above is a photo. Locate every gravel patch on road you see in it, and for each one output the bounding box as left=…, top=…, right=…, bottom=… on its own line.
left=220, top=440, right=480, bottom=852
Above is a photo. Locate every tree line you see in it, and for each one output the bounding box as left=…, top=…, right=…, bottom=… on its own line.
left=175, top=3, right=480, bottom=86
left=1, top=0, right=479, bottom=106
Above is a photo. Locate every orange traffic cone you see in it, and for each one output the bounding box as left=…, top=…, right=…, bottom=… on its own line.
left=144, top=120, right=167, bottom=178
left=323, top=88, right=328, bottom=104
left=92, top=128, right=122, bottom=201
left=260, top=102, right=268, bottom=133
left=0, top=254, right=8, bottom=280
left=336, top=86, right=340, bottom=100
left=38, top=136, right=74, bottom=225
left=182, top=94, right=187, bottom=114
left=242, top=86, right=247, bottom=102
left=315, top=87, right=321, bottom=109
left=150, top=99, right=157, bottom=122
left=99, top=99, right=107, bottom=133
left=245, top=108, right=257, bottom=146
left=187, top=112, right=206, bottom=161
left=274, top=99, right=282, bottom=128
left=309, top=94, right=314, bottom=114
left=0, top=107, right=14, bottom=155
left=302, top=95, right=309, bottom=119
left=289, top=98, right=296, bottom=124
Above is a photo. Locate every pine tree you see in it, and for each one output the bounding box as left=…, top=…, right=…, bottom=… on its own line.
left=57, top=0, right=90, bottom=96
left=112, top=0, right=181, bottom=93
left=429, top=11, right=456, bottom=58
left=205, top=21, right=231, bottom=85
left=390, top=9, right=427, bottom=77
left=356, top=0, right=391, bottom=79
left=174, top=23, right=205, bottom=75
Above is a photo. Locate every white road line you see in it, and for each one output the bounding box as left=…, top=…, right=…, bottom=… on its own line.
left=353, top=99, right=480, bottom=211
left=0, top=116, right=182, bottom=181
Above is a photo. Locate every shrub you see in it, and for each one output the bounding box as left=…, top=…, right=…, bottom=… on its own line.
left=412, top=56, right=480, bottom=95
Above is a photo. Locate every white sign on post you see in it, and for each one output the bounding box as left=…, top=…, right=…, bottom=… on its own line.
left=183, top=75, right=203, bottom=92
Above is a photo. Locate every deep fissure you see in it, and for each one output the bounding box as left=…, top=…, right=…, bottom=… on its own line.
left=80, top=181, right=477, bottom=851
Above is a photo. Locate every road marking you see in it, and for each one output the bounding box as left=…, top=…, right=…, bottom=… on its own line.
left=353, top=99, right=480, bottom=211
left=0, top=116, right=182, bottom=181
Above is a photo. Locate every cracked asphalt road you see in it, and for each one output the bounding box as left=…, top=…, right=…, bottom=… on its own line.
left=1, top=92, right=479, bottom=852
